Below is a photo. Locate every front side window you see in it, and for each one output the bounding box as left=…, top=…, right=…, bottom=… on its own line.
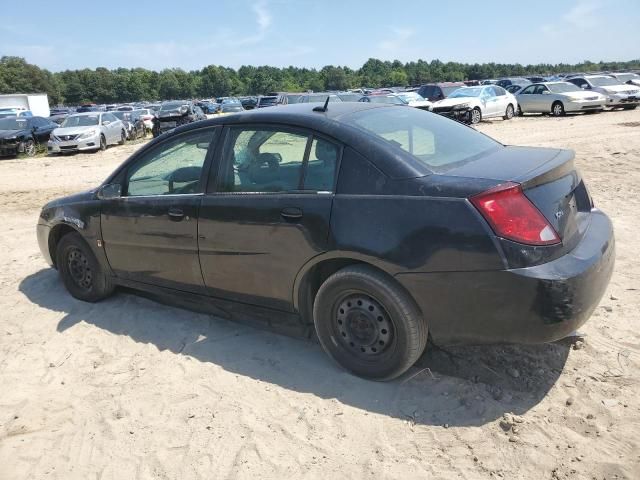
left=126, top=128, right=214, bottom=196
left=218, top=128, right=339, bottom=193
left=520, top=85, right=536, bottom=95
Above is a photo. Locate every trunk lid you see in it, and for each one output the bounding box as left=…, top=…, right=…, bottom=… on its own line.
left=447, top=145, right=592, bottom=253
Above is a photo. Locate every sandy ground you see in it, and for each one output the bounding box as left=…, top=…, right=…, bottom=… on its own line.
left=0, top=111, right=639, bottom=480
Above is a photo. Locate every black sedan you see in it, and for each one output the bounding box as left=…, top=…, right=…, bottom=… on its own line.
left=0, top=116, right=58, bottom=157
left=36, top=103, right=614, bottom=380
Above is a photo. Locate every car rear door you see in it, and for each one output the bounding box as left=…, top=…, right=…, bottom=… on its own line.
left=198, top=125, right=340, bottom=311
left=100, top=126, right=218, bottom=293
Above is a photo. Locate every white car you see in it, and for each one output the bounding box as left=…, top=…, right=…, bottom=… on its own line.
left=136, top=108, right=155, bottom=130
left=609, top=72, right=640, bottom=88
left=48, top=112, right=126, bottom=154
left=392, top=92, right=433, bottom=111
left=566, top=75, right=639, bottom=109
left=431, top=85, right=518, bottom=124
left=516, top=82, right=607, bottom=115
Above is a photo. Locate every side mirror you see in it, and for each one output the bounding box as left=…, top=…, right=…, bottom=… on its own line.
left=97, top=183, right=122, bottom=199
left=542, top=90, right=551, bottom=94
left=102, top=120, right=111, bottom=126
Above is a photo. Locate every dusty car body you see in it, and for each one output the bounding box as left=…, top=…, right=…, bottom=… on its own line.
left=432, top=86, right=518, bottom=124
left=37, top=103, right=614, bottom=380
left=566, top=75, right=639, bottom=109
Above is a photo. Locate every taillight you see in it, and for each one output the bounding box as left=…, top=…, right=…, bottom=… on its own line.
left=470, top=182, right=560, bottom=246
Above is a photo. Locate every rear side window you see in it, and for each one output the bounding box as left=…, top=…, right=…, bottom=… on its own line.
left=345, top=107, right=500, bottom=171
left=217, top=128, right=339, bottom=193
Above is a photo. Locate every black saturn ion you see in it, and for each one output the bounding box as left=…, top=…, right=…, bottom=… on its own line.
left=37, top=102, right=614, bottom=380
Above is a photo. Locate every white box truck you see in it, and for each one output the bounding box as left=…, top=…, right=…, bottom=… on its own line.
left=0, top=93, right=50, bottom=117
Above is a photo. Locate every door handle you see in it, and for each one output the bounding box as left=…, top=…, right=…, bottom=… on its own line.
left=280, top=207, right=303, bottom=220
left=168, top=207, right=185, bottom=221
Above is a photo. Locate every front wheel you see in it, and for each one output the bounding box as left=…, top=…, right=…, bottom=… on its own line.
left=23, top=138, right=37, bottom=156
left=118, top=130, right=126, bottom=145
left=552, top=101, right=565, bottom=116
left=313, top=265, right=428, bottom=381
left=503, top=104, right=515, bottom=120
left=469, top=107, right=482, bottom=125
left=56, top=232, right=114, bottom=302
left=98, top=134, right=107, bottom=151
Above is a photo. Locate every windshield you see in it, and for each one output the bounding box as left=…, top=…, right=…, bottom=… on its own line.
left=346, top=107, right=499, bottom=170
left=286, top=94, right=301, bottom=104
left=160, top=102, right=186, bottom=111
left=615, top=73, right=639, bottom=82
left=449, top=87, right=483, bottom=98
left=588, top=76, right=621, bottom=87
left=62, top=115, right=99, bottom=127
left=442, top=86, right=462, bottom=96
left=337, top=93, right=361, bottom=102
left=548, top=82, right=582, bottom=93
left=222, top=104, right=243, bottom=112
left=111, top=112, right=129, bottom=120
left=258, top=97, right=277, bottom=105
left=0, top=118, right=28, bottom=130
left=366, top=96, right=405, bottom=105
left=307, top=95, right=343, bottom=103
left=397, top=92, right=425, bottom=102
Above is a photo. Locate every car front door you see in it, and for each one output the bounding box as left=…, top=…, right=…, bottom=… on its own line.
left=517, top=85, right=536, bottom=112
left=198, top=125, right=340, bottom=311
left=104, top=113, right=121, bottom=143
left=481, top=87, right=498, bottom=116
left=100, top=127, right=218, bottom=293
left=534, top=85, right=553, bottom=112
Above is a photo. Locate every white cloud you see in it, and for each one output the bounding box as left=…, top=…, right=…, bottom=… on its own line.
left=541, top=0, right=601, bottom=37
left=253, top=0, right=272, bottom=31
left=378, top=27, right=415, bottom=52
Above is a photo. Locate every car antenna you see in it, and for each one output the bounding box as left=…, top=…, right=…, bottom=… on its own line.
left=313, top=96, right=330, bottom=112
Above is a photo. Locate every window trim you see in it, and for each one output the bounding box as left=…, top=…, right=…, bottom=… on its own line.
left=208, top=123, right=343, bottom=196
left=121, top=126, right=219, bottom=198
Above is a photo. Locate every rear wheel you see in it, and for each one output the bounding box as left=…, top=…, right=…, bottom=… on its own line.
left=503, top=104, right=515, bottom=120
left=55, top=232, right=114, bottom=302
left=470, top=107, right=482, bottom=124
left=313, top=265, right=428, bottom=381
left=551, top=101, right=565, bottom=116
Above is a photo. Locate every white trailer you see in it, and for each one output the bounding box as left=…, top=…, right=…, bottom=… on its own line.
left=0, top=93, right=50, bottom=117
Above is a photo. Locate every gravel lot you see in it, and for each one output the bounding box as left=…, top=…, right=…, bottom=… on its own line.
left=1, top=111, right=639, bottom=480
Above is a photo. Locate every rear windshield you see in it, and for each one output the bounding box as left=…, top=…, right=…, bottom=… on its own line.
left=344, top=107, right=500, bottom=171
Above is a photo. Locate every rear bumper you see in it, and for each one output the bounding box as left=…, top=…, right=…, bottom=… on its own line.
left=396, top=210, right=615, bottom=345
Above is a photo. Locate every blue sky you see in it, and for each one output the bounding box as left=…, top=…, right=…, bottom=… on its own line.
left=1, top=0, right=638, bottom=71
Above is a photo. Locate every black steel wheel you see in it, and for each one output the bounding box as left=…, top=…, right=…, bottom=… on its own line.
left=56, top=232, right=114, bottom=302
left=314, top=265, right=428, bottom=381
left=334, top=293, right=394, bottom=357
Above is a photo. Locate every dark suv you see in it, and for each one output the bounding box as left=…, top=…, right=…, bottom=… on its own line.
left=416, top=82, right=466, bottom=102
left=152, top=101, right=206, bottom=137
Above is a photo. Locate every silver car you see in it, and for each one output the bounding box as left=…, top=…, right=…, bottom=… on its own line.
left=565, top=75, right=639, bottom=109
left=516, top=82, right=607, bottom=116
left=48, top=112, right=126, bottom=154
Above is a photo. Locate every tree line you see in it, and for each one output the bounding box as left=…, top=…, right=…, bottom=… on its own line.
left=1, top=55, right=638, bottom=106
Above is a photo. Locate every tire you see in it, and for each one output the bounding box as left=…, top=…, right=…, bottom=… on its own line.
left=623, top=105, right=637, bottom=110
left=503, top=104, right=515, bottom=120
left=98, top=134, right=107, bottom=151
left=313, top=265, right=428, bottom=381
left=517, top=105, right=523, bottom=116
left=551, top=101, right=565, bottom=116
left=118, top=130, right=126, bottom=145
left=23, top=138, right=37, bottom=157
left=55, top=232, right=114, bottom=302
left=470, top=107, right=482, bottom=124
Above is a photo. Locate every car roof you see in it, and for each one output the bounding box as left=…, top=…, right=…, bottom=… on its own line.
left=122, top=103, right=430, bottom=181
